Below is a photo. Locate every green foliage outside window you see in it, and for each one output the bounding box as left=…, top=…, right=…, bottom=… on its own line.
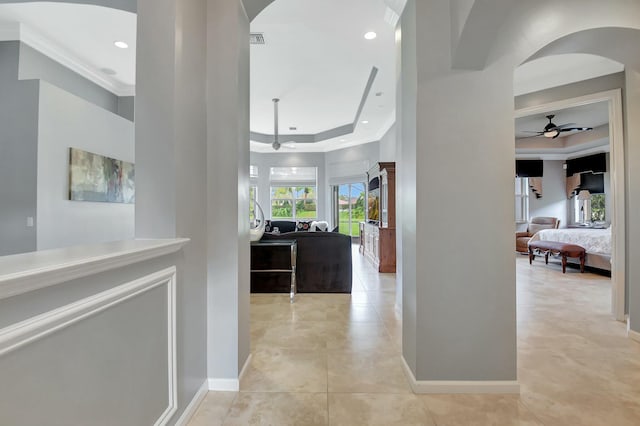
left=270, top=186, right=316, bottom=219
left=591, top=194, right=605, bottom=221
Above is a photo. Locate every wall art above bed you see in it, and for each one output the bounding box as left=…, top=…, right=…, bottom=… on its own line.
left=69, top=148, right=135, bottom=204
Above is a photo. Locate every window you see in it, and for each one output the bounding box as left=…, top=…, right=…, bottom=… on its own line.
left=335, top=183, right=365, bottom=237
left=574, top=193, right=605, bottom=223
left=270, top=167, right=317, bottom=219
left=591, top=194, right=606, bottom=221
left=515, top=177, right=529, bottom=223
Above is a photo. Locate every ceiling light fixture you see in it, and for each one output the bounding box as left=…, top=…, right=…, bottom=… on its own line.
left=364, top=32, right=377, bottom=40
left=114, top=41, right=129, bottom=49
left=340, top=139, right=346, bottom=142
left=361, top=120, right=369, bottom=124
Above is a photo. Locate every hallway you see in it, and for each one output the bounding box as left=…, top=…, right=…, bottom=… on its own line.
left=189, top=249, right=640, bottom=425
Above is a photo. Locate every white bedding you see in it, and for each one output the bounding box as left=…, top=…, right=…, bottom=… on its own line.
left=530, top=228, right=611, bottom=255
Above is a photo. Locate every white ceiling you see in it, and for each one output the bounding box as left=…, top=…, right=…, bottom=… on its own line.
left=0, top=2, right=136, bottom=95
left=514, top=53, right=624, bottom=96
left=249, top=0, right=397, bottom=152
left=515, top=101, right=609, bottom=139
left=0, top=2, right=626, bottom=153
left=515, top=101, right=610, bottom=159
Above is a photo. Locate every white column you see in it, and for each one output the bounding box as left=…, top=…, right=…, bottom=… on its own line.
left=206, top=0, right=251, bottom=384
left=136, top=0, right=211, bottom=412
left=400, top=0, right=517, bottom=391
left=625, top=68, right=640, bottom=335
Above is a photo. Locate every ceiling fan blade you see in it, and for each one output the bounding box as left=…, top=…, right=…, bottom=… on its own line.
left=559, top=127, right=593, bottom=132
left=556, top=122, right=577, bottom=129
left=517, top=134, right=545, bottom=139
left=521, top=131, right=544, bottom=134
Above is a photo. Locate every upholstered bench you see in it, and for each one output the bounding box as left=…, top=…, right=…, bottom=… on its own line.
left=528, top=240, right=586, bottom=273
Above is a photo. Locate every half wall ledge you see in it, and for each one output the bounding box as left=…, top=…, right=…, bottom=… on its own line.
left=0, top=238, right=190, bottom=300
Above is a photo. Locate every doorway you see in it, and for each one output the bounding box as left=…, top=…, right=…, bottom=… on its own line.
left=331, top=182, right=366, bottom=238
left=514, top=89, right=626, bottom=321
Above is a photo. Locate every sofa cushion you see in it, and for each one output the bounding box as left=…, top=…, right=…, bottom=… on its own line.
left=296, top=220, right=313, bottom=231
left=269, top=220, right=297, bottom=233
left=310, top=220, right=329, bottom=232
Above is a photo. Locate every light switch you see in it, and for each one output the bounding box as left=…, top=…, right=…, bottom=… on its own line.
left=26, top=217, right=34, bottom=227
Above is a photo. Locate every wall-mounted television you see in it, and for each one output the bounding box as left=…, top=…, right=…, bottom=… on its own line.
left=367, top=177, right=380, bottom=223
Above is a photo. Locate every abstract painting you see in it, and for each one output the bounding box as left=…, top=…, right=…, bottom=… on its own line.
left=69, top=148, right=135, bottom=203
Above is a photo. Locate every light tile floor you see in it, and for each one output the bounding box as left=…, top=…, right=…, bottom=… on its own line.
left=190, top=248, right=640, bottom=425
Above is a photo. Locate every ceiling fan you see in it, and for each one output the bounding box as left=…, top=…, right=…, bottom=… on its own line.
left=271, top=98, right=297, bottom=151
left=522, top=114, right=593, bottom=139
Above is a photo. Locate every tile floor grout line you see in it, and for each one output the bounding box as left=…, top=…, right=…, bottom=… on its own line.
left=192, top=249, right=637, bottom=425
left=518, top=395, right=550, bottom=426
left=219, top=391, right=239, bottom=426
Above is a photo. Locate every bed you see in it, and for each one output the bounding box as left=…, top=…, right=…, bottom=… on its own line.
left=529, top=227, right=611, bottom=271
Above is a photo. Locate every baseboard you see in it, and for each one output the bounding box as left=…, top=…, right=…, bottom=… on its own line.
left=401, top=356, right=520, bottom=394
left=208, top=354, right=252, bottom=392
left=208, top=378, right=239, bottom=391
left=628, top=324, right=640, bottom=344
left=239, top=353, right=252, bottom=383
left=174, top=380, right=208, bottom=426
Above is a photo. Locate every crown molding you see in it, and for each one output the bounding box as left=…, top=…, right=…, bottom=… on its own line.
left=0, top=22, right=135, bottom=96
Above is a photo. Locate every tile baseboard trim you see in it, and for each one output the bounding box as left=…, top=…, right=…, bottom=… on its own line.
left=174, top=380, right=208, bottom=426
left=208, top=378, right=239, bottom=391
left=401, top=356, right=520, bottom=394
left=207, top=354, right=252, bottom=391
left=628, top=328, right=640, bottom=343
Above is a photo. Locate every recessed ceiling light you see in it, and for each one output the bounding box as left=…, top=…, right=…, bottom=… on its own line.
left=340, top=139, right=346, bottom=142
left=114, top=41, right=129, bottom=49
left=361, top=120, right=369, bottom=124
left=364, top=32, right=377, bottom=40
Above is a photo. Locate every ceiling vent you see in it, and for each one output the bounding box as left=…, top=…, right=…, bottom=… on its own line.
left=250, top=33, right=265, bottom=45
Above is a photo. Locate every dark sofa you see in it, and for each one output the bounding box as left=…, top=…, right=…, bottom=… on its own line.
left=253, top=231, right=352, bottom=293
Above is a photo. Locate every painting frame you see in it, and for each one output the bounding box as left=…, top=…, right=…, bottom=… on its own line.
left=68, top=147, right=135, bottom=204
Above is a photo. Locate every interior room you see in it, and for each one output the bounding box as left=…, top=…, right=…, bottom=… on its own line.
left=1, top=1, right=640, bottom=425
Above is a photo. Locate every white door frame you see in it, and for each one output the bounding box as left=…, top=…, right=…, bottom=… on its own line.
left=515, top=89, right=626, bottom=321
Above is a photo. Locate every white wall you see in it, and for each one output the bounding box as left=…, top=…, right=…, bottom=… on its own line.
left=528, top=160, right=569, bottom=227
left=0, top=41, right=39, bottom=256
left=378, top=123, right=396, bottom=161
left=37, top=81, right=135, bottom=250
